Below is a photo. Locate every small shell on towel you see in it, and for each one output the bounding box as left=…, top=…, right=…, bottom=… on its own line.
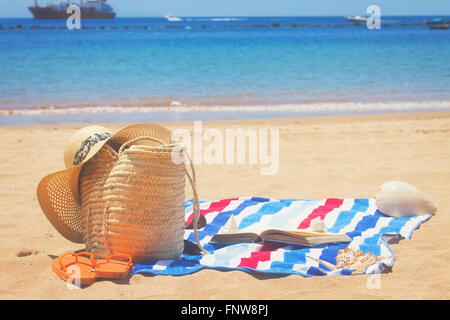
left=375, top=181, right=438, bottom=217
left=307, top=247, right=393, bottom=274
left=221, top=215, right=239, bottom=234
left=335, top=247, right=364, bottom=268
left=309, top=217, right=327, bottom=233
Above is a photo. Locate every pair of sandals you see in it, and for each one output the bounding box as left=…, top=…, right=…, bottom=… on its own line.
left=52, top=251, right=133, bottom=286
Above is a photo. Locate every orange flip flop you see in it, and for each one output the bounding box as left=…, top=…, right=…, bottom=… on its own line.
left=52, top=252, right=97, bottom=286
left=90, top=253, right=133, bottom=279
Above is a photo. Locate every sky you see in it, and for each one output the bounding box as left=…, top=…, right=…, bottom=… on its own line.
left=0, top=0, right=450, bottom=18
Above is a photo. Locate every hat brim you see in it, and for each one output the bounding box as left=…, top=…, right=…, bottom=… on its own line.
left=36, top=123, right=174, bottom=243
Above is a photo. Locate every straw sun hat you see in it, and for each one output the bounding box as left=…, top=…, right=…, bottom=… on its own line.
left=36, top=123, right=173, bottom=243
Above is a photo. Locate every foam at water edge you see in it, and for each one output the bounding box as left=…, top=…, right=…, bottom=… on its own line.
left=1, top=101, right=449, bottom=116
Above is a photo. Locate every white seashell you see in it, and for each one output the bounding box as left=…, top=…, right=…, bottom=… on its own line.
left=375, top=181, right=438, bottom=217
left=309, top=217, right=327, bottom=233
left=221, top=215, right=239, bottom=234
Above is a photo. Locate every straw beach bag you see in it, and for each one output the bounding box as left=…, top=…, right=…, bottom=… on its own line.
left=79, top=136, right=206, bottom=262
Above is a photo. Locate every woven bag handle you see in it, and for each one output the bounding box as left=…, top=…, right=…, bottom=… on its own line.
left=118, top=136, right=168, bottom=154
left=182, top=148, right=209, bottom=255
left=105, top=136, right=209, bottom=255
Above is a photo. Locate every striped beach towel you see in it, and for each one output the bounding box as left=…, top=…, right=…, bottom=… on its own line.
left=132, top=197, right=432, bottom=277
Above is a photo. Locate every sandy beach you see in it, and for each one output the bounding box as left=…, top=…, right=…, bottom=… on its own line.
left=0, top=110, right=449, bottom=300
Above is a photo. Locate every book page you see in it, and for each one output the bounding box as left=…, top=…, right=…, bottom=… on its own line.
left=217, top=215, right=347, bottom=237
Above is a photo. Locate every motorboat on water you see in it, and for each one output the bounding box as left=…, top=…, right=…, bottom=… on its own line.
left=345, top=15, right=368, bottom=23
left=164, top=14, right=182, bottom=22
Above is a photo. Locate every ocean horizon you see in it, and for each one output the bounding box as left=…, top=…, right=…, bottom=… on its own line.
left=0, top=16, right=449, bottom=125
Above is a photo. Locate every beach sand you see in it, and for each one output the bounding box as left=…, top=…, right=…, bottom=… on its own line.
left=0, top=110, right=449, bottom=300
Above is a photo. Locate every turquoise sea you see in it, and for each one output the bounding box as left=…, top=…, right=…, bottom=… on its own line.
left=0, top=16, right=449, bottom=124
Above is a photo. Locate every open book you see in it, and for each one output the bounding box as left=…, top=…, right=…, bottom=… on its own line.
left=209, top=215, right=351, bottom=246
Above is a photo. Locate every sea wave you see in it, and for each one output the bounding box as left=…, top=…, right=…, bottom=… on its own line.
left=194, top=17, right=247, bottom=22
left=1, top=101, right=449, bottom=116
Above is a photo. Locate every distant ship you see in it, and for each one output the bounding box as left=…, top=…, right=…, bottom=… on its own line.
left=164, top=14, right=182, bottom=22
left=425, top=18, right=447, bottom=26
left=426, top=18, right=449, bottom=29
left=345, top=15, right=368, bottom=23
left=429, top=23, right=449, bottom=30
left=29, top=0, right=116, bottom=20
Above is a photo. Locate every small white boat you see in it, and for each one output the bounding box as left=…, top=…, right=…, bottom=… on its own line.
left=164, top=14, right=182, bottom=22
left=346, top=15, right=368, bottom=23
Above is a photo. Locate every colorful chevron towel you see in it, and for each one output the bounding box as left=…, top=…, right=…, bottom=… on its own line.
left=132, top=197, right=432, bottom=277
